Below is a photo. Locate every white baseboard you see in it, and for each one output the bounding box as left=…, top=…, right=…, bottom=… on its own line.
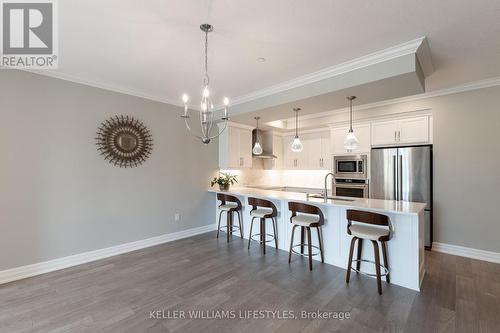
left=0, top=224, right=216, bottom=285
left=432, top=242, right=500, bottom=264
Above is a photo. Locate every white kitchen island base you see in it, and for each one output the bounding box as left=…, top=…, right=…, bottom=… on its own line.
left=209, top=188, right=426, bottom=292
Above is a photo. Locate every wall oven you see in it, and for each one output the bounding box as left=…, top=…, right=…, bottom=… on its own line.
left=333, top=154, right=367, bottom=179
left=333, top=178, right=369, bottom=198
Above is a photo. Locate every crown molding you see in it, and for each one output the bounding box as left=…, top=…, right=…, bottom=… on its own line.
left=19, top=69, right=184, bottom=108
left=228, top=37, right=428, bottom=107
left=273, top=76, right=500, bottom=128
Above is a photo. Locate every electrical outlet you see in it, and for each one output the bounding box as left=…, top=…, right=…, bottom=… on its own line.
left=174, top=213, right=180, bottom=221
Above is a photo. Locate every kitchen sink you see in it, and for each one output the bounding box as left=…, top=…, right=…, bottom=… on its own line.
left=307, top=194, right=355, bottom=202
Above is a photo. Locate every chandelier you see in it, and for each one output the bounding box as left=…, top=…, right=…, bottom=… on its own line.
left=181, top=23, right=229, bottom=144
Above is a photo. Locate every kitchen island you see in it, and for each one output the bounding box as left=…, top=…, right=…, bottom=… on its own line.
left=208, top=187, right=426, bottom=291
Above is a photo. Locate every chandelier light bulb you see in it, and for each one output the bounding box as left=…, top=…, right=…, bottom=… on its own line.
left=203, top=87, right=210, bottom=98
left=182, top=94, right=189, bottom=104
left=223, top=97, right=229, bottom=106
left=201, top=102, right=207, bottom=111
left=291, top=136, right=303, bottom=152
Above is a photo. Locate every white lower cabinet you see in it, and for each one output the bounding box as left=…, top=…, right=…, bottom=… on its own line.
left=331, top=124, right=371, bottom=154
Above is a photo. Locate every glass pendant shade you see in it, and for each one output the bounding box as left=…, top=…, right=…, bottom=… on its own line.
left=344, top=130, right=359, bottom=150
left=252, top=142, right=263, bottom=155
left=291, top=136, right=303, bottom=152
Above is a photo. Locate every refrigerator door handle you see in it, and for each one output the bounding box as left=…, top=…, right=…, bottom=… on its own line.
left=398, top=155, right=403, bottom=201
left=393, top=155, right=397, bottom=200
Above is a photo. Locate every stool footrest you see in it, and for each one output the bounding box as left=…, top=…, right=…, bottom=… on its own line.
left=290, top=244, right=320, bottom=257
left=250, top=233, right=276, bottom=243
left=350, top=259, right=389, bottom=277
left=219, top=225, right=241, bottom=233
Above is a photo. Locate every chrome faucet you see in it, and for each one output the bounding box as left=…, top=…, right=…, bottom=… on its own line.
left=324, top=172, right=335, bottom=202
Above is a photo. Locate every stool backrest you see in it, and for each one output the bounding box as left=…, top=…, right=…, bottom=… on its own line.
left=288, top=202, right=324, bottom=225
left=346, top=209, right=390, bottom=235
left=248, top=197, right=277, bottom=217
left=217, top=193, right=242, bottom=210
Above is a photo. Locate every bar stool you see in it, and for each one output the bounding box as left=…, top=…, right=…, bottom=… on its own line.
left=216, top=193, right=243, bottom=242
left=345, top=209, right=392, bottom=295
left=288, top=202, right=325, bottom=271
left=247, top=197, right=278, bottom=254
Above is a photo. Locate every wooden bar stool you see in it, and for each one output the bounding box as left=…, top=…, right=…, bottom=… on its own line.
left=287, top=202, right=325, bottom=271
left=247, top=197, right=278, bottom=254
left=216, top=193, right=243, bottom=242
left=345, top=209, right=393, bottom=295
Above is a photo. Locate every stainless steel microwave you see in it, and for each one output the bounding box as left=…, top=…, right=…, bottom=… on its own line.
left=333, top=154, right=367, bottom=179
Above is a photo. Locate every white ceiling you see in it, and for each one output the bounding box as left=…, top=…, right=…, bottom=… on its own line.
left=44, top=0, right=500, bottom=107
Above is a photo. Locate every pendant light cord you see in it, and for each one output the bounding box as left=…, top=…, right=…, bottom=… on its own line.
left=204, top=30, right=209, bottom=86
left=295, top=110, right=298, bottom=137
left=349, top=98, right=353, bottom=132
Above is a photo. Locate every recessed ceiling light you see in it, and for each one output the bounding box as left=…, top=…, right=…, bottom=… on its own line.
left=257, top=57, right=266, bottom=62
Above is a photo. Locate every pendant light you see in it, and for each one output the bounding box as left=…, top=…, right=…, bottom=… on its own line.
left=181, top=23, right=229, bottom=144
left=291, top=108, right=303, bottom=152
left=344, top=96, right=359, bottom=150
left=252, top=117, right=263, bottom=155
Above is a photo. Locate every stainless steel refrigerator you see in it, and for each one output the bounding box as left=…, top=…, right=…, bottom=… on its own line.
left=370, top=145, right=433, bottom=248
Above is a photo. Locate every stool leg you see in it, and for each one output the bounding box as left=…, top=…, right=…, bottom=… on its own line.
left=237, top=211, right=243, bottom=238
left=216, top=210, right=223, bottom=239
left=226, top=210, right=232, bottom=243
left=306, top=227, right=313, bottom=271
left=248, top=217, right=255, bottom=250
left=381, top=241, right=390, bottom=284
left=288, top=225, right=297, bottom=263
left=356, top=238, right=363, bottom=272
left=261, top=218, right=266, bottom=254
left=346, top=237, right=357, bottom=283
left=316, top=226, right=324, bottom=263
left=272, top=217, right=278, bottom=249
left=372, top=240, right=383, bottom=295
left=300, top=227, right=305, bottom=254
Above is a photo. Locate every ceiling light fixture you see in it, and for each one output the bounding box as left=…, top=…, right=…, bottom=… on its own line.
left=181, top=24, right=229, bottom=144
left=344, top=96, right=359, bottom=151
left=291, top=108, right=303, bottom=152
left=252, top=117, right=263, bottom=155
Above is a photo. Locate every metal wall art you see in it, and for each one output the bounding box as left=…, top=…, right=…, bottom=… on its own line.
left=96, top=115, right=153, bottom=168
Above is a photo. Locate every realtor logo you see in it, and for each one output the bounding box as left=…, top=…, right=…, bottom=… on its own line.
left=1, top=0, right=58, bottom=68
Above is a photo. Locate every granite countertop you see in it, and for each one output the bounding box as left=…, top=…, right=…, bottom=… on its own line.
left=208, top=187, right=427, bottom=216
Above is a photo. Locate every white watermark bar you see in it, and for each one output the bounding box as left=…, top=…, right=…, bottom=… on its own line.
left=149, top=309, right=352, bottom=321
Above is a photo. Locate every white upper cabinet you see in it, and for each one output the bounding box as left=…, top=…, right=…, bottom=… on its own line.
left=331, top=124, right=371, bottom=154
left=398, top=117, right=430, bottom=144
left=371, top=116, right=430, bottom=146
left=283, top=131, right=330, bottom=170
left=218, top=124, right=253, bottom=169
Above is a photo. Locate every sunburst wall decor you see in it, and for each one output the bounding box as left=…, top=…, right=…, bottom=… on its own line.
left=95, top=115, right=153, bottom=168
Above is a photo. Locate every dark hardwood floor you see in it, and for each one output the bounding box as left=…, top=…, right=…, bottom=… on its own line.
left=1, top=231, right=499, bottom=332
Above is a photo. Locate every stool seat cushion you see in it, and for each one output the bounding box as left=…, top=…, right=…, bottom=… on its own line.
left=219, top=203, right=238, bottom=211
left=349, top=224, right=390, bottom=241
left=291, top=214, right=320, bottom=226
left=250, top=208, right=273, bottom=218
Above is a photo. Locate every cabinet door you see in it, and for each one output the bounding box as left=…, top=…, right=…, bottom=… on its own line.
left=239, top=129, right=253, bottom=168
left=306, top=133, right=322, bottom=169
left=398, top=116, right=429, bottom=144
left=371, top=120, right=398, bottom=146
left=320, top=132, right=332, bottom=169
left=227, top=126, right=240, bottom=168
left=283, top=136, right=296, bottom=169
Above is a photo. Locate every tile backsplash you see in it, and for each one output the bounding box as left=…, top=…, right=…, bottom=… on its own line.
left=220, top=167, right=330, bottom=189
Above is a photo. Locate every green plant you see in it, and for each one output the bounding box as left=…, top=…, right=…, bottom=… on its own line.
left=211, top=173, right=238, bottom=187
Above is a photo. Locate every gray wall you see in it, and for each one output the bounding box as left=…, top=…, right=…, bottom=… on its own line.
left=0, top=70, right=218, bottom=271
left=309, top=86, right=500, bottom=252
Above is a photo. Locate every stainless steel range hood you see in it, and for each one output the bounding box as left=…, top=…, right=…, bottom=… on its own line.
left=252, top=129, right=277, bottom=159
